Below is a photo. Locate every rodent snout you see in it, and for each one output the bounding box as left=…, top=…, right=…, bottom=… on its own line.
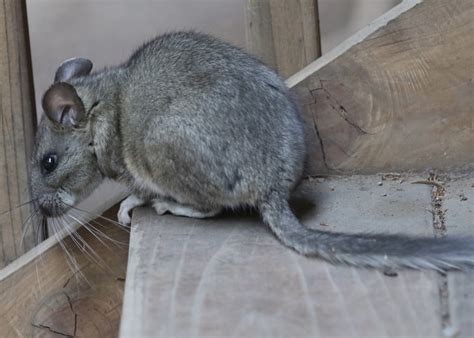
left=37, top=191, right=73, bottom=218
left=37, top=195, right=61, bottom=217
left=38, top=203, right=53, bottom=217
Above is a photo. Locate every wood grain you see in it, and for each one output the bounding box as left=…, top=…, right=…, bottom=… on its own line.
left=120, top=180, right=443, bottom=338
left=448, top=273, right=474, bottom=338
left=0, top=207, right=129, bottom=338
left=290, top=0, right=474, bottom=174
left=444, top=178, right=474, bottom=338
left=246, top=0, right=322, bottom=78
left=0, top=0, right=37, bottom=267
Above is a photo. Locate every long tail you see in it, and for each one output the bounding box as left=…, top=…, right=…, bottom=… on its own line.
left=259, top=193, right=474, bottom=271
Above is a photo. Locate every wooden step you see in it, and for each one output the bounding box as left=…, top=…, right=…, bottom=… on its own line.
left=120, top=176, right=474, bottom=337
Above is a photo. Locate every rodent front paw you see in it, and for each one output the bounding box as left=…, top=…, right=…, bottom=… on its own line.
left=118, top=195, right=145, bottom=225
left=118, top=208, right=132, bottom=225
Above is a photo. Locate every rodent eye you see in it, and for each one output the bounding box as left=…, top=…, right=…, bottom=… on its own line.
left=41, top=153, right=58, bottom=173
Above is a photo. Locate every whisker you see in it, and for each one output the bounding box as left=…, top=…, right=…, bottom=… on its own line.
left=0, top=198, right=37, bottom=217
left=89, top=221, right=129, bottom=247
left=52, top=217, right=90, bottom=285
left=70, top=210, right=129, bottom=247
left=51, top=218, right=76, bottom=267
left=20, top=210, right=39, bottom=249
left=68, top=214, right=113, bottom=251
left=51, top=220, right=75, bottom=269
left=69, top=232, right=101, bottom=268
left=64, top=203, right=130, bottom=230
left=31, top=216, right=50, bottom=278
left=32, top=219, right=45, bottom=291
left=34, top=253, right=44, bottom=294
left=34, top=217, right=43, bottom=245
left=38, top=216, right=49, bottom=244
left=59, top=216, right=88, bottom=256
left=33, top=213, right=43, bottom=241
left=61, top=215, right=113, bottom=274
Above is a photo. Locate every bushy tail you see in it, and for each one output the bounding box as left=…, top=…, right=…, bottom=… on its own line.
left=259, top=193, right=474, bottom=271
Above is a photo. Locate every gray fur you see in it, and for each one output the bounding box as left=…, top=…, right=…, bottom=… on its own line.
left=261, top=191, right=474, bottom=271
left=30, top=31, right=474, bottom=271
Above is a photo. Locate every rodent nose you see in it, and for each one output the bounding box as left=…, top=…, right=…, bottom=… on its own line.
left=39, top=204, right=52, bottom=217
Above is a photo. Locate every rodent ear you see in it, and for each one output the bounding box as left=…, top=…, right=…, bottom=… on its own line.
left=54, top=57, right=93, bottom=82
left=42, top=82, right=86, bottom=128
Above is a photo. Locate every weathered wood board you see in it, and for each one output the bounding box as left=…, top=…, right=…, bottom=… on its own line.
left=443, top=174, right=474, bottom=338
left=0, top=0, right=37, bottom=267
left=289, top=0, right=474, bottom=174
left=246, top=0, right=322, bottom=78
left=449, top=273, right=474, bottom=338
left=0, top=207, right=129, bottom=338
left=120, top=177, right=448, bottom=338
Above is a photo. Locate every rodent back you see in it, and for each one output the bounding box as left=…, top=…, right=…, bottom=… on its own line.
left=120, top=32, right=306, bottom=199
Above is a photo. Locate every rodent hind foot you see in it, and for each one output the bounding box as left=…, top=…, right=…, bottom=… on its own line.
left=153, top=200, right=221, bottom=219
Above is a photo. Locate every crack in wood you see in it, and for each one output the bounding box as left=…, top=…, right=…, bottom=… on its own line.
left=437, top=273, right=452, bottom=334
left=31, top=323, right=74, bottom=338
left=64, top=292, right=78, bottom=337
left=429, top=174, right=447, bottom=237
left=427, top=172, right=453, bottom=334
left=311, top=116, right=329, bottom=170
left=307, top=87, right=329, bottom=169
left=31, top=291, right=78, bottom=337
left=306, top=78, right=378, bottom=170
left=62, top=262, right=92, bottom=288
left=310, top=83, right=373, bottom=135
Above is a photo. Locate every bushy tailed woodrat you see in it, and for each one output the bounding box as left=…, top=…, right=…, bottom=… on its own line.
left=30, top=31, right=474, bottom=271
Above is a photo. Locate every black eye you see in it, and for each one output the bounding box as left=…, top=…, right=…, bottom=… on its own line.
left=41, top=153, right=58, bottom=173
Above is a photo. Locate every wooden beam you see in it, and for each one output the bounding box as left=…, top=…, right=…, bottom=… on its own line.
left=288, top=0, right=474, bottom=174
left=0, top=206, right=128, bottom=338
left=119, top=179, right=444, bottom=337
left=448, top=273, right=474, bottom=337
left=0, top=0, right=37, bottom=267
left=246, top=0, right=322, bottom=78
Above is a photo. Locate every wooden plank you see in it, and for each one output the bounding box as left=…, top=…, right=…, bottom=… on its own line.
left=0, top=0, right=37, bottom=267
left=246, top=0, right=321, bottom=78
left=289, top=0, right=474, bottom=174
left=245, top=0, right=277, bottom=70
left=0, top=206, right=129, bottom=338
left=120, top=179, right=443, bottom=338
left=448, top=273, right=474, bottom=338
left=441, top=176, right=474, bottom=338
